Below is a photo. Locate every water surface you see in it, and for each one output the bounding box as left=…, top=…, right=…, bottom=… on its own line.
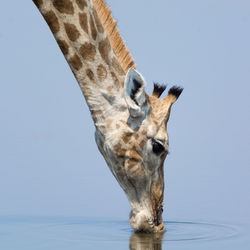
left=0, top=216, right=245, bottom=250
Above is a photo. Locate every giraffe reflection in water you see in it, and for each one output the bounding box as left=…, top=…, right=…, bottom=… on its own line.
left=130, top=232, right=164, bottom=250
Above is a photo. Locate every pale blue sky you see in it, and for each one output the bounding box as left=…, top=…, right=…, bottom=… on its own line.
left=0, top=0, right=249, bottom=234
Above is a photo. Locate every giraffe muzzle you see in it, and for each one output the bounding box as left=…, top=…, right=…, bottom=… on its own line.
left=129, top=208, right=165, bottom=233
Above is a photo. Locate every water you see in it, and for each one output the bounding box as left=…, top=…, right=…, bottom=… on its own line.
left=0, top=216, right=245, bottom=250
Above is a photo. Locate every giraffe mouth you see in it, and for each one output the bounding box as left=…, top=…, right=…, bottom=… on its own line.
left=129, top=205, right=165, bottom=233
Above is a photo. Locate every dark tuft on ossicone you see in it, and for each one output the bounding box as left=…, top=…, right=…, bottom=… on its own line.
left=168, top=86, right=184, bottom=99
left=153, top=83, right=167, bottom=98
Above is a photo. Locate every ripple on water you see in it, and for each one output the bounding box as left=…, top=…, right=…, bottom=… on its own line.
left=164, top=221, right=237, bottom=241
left=0, top=216, right=238, bottom=248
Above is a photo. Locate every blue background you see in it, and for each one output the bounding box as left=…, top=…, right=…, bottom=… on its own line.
left=0, top=1, right=249, bottom=244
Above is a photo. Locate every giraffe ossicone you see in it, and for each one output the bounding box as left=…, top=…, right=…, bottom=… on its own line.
left=33, top=0, right=183, bottom=233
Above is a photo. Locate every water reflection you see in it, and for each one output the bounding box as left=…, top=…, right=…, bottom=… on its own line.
left=129, top=221, right=238, bottom=249
left=130, top=232, right=164, bottom=250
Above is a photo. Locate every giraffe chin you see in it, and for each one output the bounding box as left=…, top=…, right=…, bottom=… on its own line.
left=129, top=209, right=165, bottom=233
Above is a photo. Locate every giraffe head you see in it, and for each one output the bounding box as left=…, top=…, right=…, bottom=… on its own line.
left=95, top=68, right=183, bottom=233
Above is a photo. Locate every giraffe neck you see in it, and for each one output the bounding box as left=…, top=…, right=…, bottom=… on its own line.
left=33, top=0, right=135, bottom=127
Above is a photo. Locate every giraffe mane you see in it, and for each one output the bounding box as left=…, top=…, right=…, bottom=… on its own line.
left=93, top=0, right=136, bottom=73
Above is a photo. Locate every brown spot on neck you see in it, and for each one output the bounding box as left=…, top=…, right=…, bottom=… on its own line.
left=110, top=72, right=120, bottom=88
left=64, top=23, right=80, bottom=42
left=79, top=13, right=89, bottom=34
left=44, top=11, right=59, bottom=34
left=97, top=64, right=107, bottom=82
left=53, top=0, right=74, bottom=15
left=57, top=39, right=69, bottom=55
left=76, top=0, right=87, bottom=10
left=80, top=42, right=96, bottom=62
left=86, top=69, right=95, bottom=82
left=69, top=54, right=83, bottom=71
left=98, top=37, right=111, bottom=65
left=33, top=0, right=43, bottom=8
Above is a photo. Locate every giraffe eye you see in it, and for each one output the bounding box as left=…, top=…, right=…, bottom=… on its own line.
left=152, top=139, right=165, bottom=155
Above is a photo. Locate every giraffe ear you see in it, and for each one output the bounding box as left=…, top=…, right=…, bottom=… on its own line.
left=124, top=68, right=149, bottom=118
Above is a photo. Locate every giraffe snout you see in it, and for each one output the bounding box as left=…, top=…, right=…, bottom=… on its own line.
left=129, top=208, right=165, bottom=233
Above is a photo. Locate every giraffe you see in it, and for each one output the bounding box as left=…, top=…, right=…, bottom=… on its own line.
left=32, top=0, right=183, bottom=233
